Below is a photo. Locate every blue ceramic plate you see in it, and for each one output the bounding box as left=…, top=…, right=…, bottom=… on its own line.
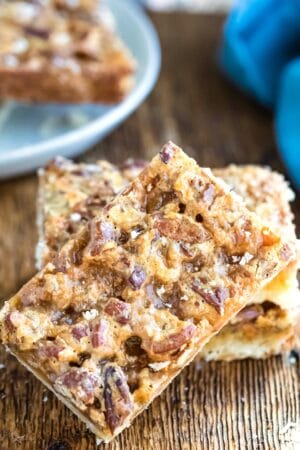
left=0, top=0, right=161, bottom=178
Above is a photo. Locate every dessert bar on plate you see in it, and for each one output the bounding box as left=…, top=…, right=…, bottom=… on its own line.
left=37, top=156, right=300, bottom=361
left=0, top=142, right=296, bottom=442
left=0, top=0, right=136, bottom=103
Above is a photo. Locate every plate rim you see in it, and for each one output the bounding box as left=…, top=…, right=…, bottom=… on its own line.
left=0, top=0, right=161, bottom=167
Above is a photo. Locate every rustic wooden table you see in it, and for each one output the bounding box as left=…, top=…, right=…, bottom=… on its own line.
left=0, top=13, right=299, bottom=450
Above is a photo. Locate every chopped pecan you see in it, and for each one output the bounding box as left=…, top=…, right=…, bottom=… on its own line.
left=202, top=184, right=215, bottom=204
left=56, top=368, right=99, bottom=404
left=146, top=191, right=177, bottom=213
left=4, top=311, right=22, bottom=331
left=104, top=298, right=131, bottom=325
left=159, top=143, right=174, bottom=163
left=233, top=219, right=253, bottom=247
left=103, top=365, right=133, bottom=432
left=88, top=220, right=115, bottom=256
left=72, top=324, right=89, bottom=341
left=180, top=243, right=194, bottom=257
left=23, top=26, right=50, bottom=39
left=155, top=217, right=209, bottom=244
left=37, top=343, right=64, bottom=360
left=192, top=282, right=229, bottom=314
left=91, top=320, right=108, bottom=348
left=144, top=323, right=196, bottom=354
left=20, top=284, right=45, bottom=307
left=128, top=266, right=146, bottom=290
left=146, top=284, right=164, bottom=309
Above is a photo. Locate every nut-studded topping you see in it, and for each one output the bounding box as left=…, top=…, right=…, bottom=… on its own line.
left=144, top=323, right=197, bottom=354
left=202, top=184, right=215, bottom=204
left=128, top=266, right=146, bottom=290
left=88, top=220, right=115, bottom=256
left=55, top=368, right=100, bottom=405
left=155, top=217, right=209, bottom=244
left=37, top=343, right=64, bottom=360
left=104, top=298, right=131, bottom=325
left=4, top=311, right=22, bottom=330
left=91, top=320, right=108, bottom=348
left=159, top=142, right=174, bottom=164
left=192, top=282, right=229, bottom=314
left=72, top=324, right=89, bottom=341
left=103, top=365, right=133, bottom=432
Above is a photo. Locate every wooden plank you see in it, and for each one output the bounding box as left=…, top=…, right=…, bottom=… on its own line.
left=0, top=13, right=299, bottom=450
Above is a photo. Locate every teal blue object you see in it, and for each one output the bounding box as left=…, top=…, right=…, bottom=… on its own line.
left=276, top=59, right=300, bottom=190
left=220, top=0, right=300, bottom=108
left=220, top=0, right=300, bottom=189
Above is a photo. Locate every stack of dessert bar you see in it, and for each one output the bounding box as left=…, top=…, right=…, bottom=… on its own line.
left=0, top=142, right=299, bottom=443
left=0, top=0, right=135, bottom=103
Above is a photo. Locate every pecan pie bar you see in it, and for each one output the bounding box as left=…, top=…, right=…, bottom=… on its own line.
left=0, top=0, right=135, bottom=103
left=200, top=165, right=300, bottom=360
left=0, top=142, right=296, bottom=442
left=37, top=158, right=300, bottom=360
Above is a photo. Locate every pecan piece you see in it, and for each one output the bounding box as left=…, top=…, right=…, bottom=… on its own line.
left=72, top=324, right=89, bottom=341
left=4, top=311, right=22, bottom=331
left=128, top=266, right=146, bottom=290
left=23, top=26, right=50, bottom=39
left=37, top=343, right=64, bottom=360
left=88, top=220, right=115, bottom=256
left=55, top=368, right=99, bottom=405
left=91, top=319, right=109, bottom=348
left=192, top=282, right=229, bottom=314
left=20, top=284, right=45, bottom=307
left=144, top=323, right=196, bottom=354
left=159, top=142, right=174, bottom=163
left=103, top=365, right=133, bottom=432
left=202, top=184, right=215, bottom=204
left=155, top=217, right=209, bottom=244
left=146, top=284, right=164, bottom=309
left=104, top=298, right=131, bottom=325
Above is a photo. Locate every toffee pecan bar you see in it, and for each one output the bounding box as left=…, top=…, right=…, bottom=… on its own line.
left=37, top=158, right=300, bottom=360
left=0, top=142, right=296, bottom=442
left=200, top=165, right=300, bottom=360
left=0, top=0, right=135, bottom=103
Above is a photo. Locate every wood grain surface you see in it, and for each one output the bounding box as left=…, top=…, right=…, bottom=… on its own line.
left=0, top=13, right=299, bottom=450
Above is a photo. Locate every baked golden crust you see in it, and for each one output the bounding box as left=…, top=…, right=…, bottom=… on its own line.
left=0, top=1, right=135, bottom=103
left=0, top=142, right=295, bottom=442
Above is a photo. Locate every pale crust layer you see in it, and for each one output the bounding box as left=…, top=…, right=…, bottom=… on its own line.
left=0, top=142, right=295, bottom=442
left=0, top=1, right=135, bottom=103
left=37, top=158, right=300, bottom=361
